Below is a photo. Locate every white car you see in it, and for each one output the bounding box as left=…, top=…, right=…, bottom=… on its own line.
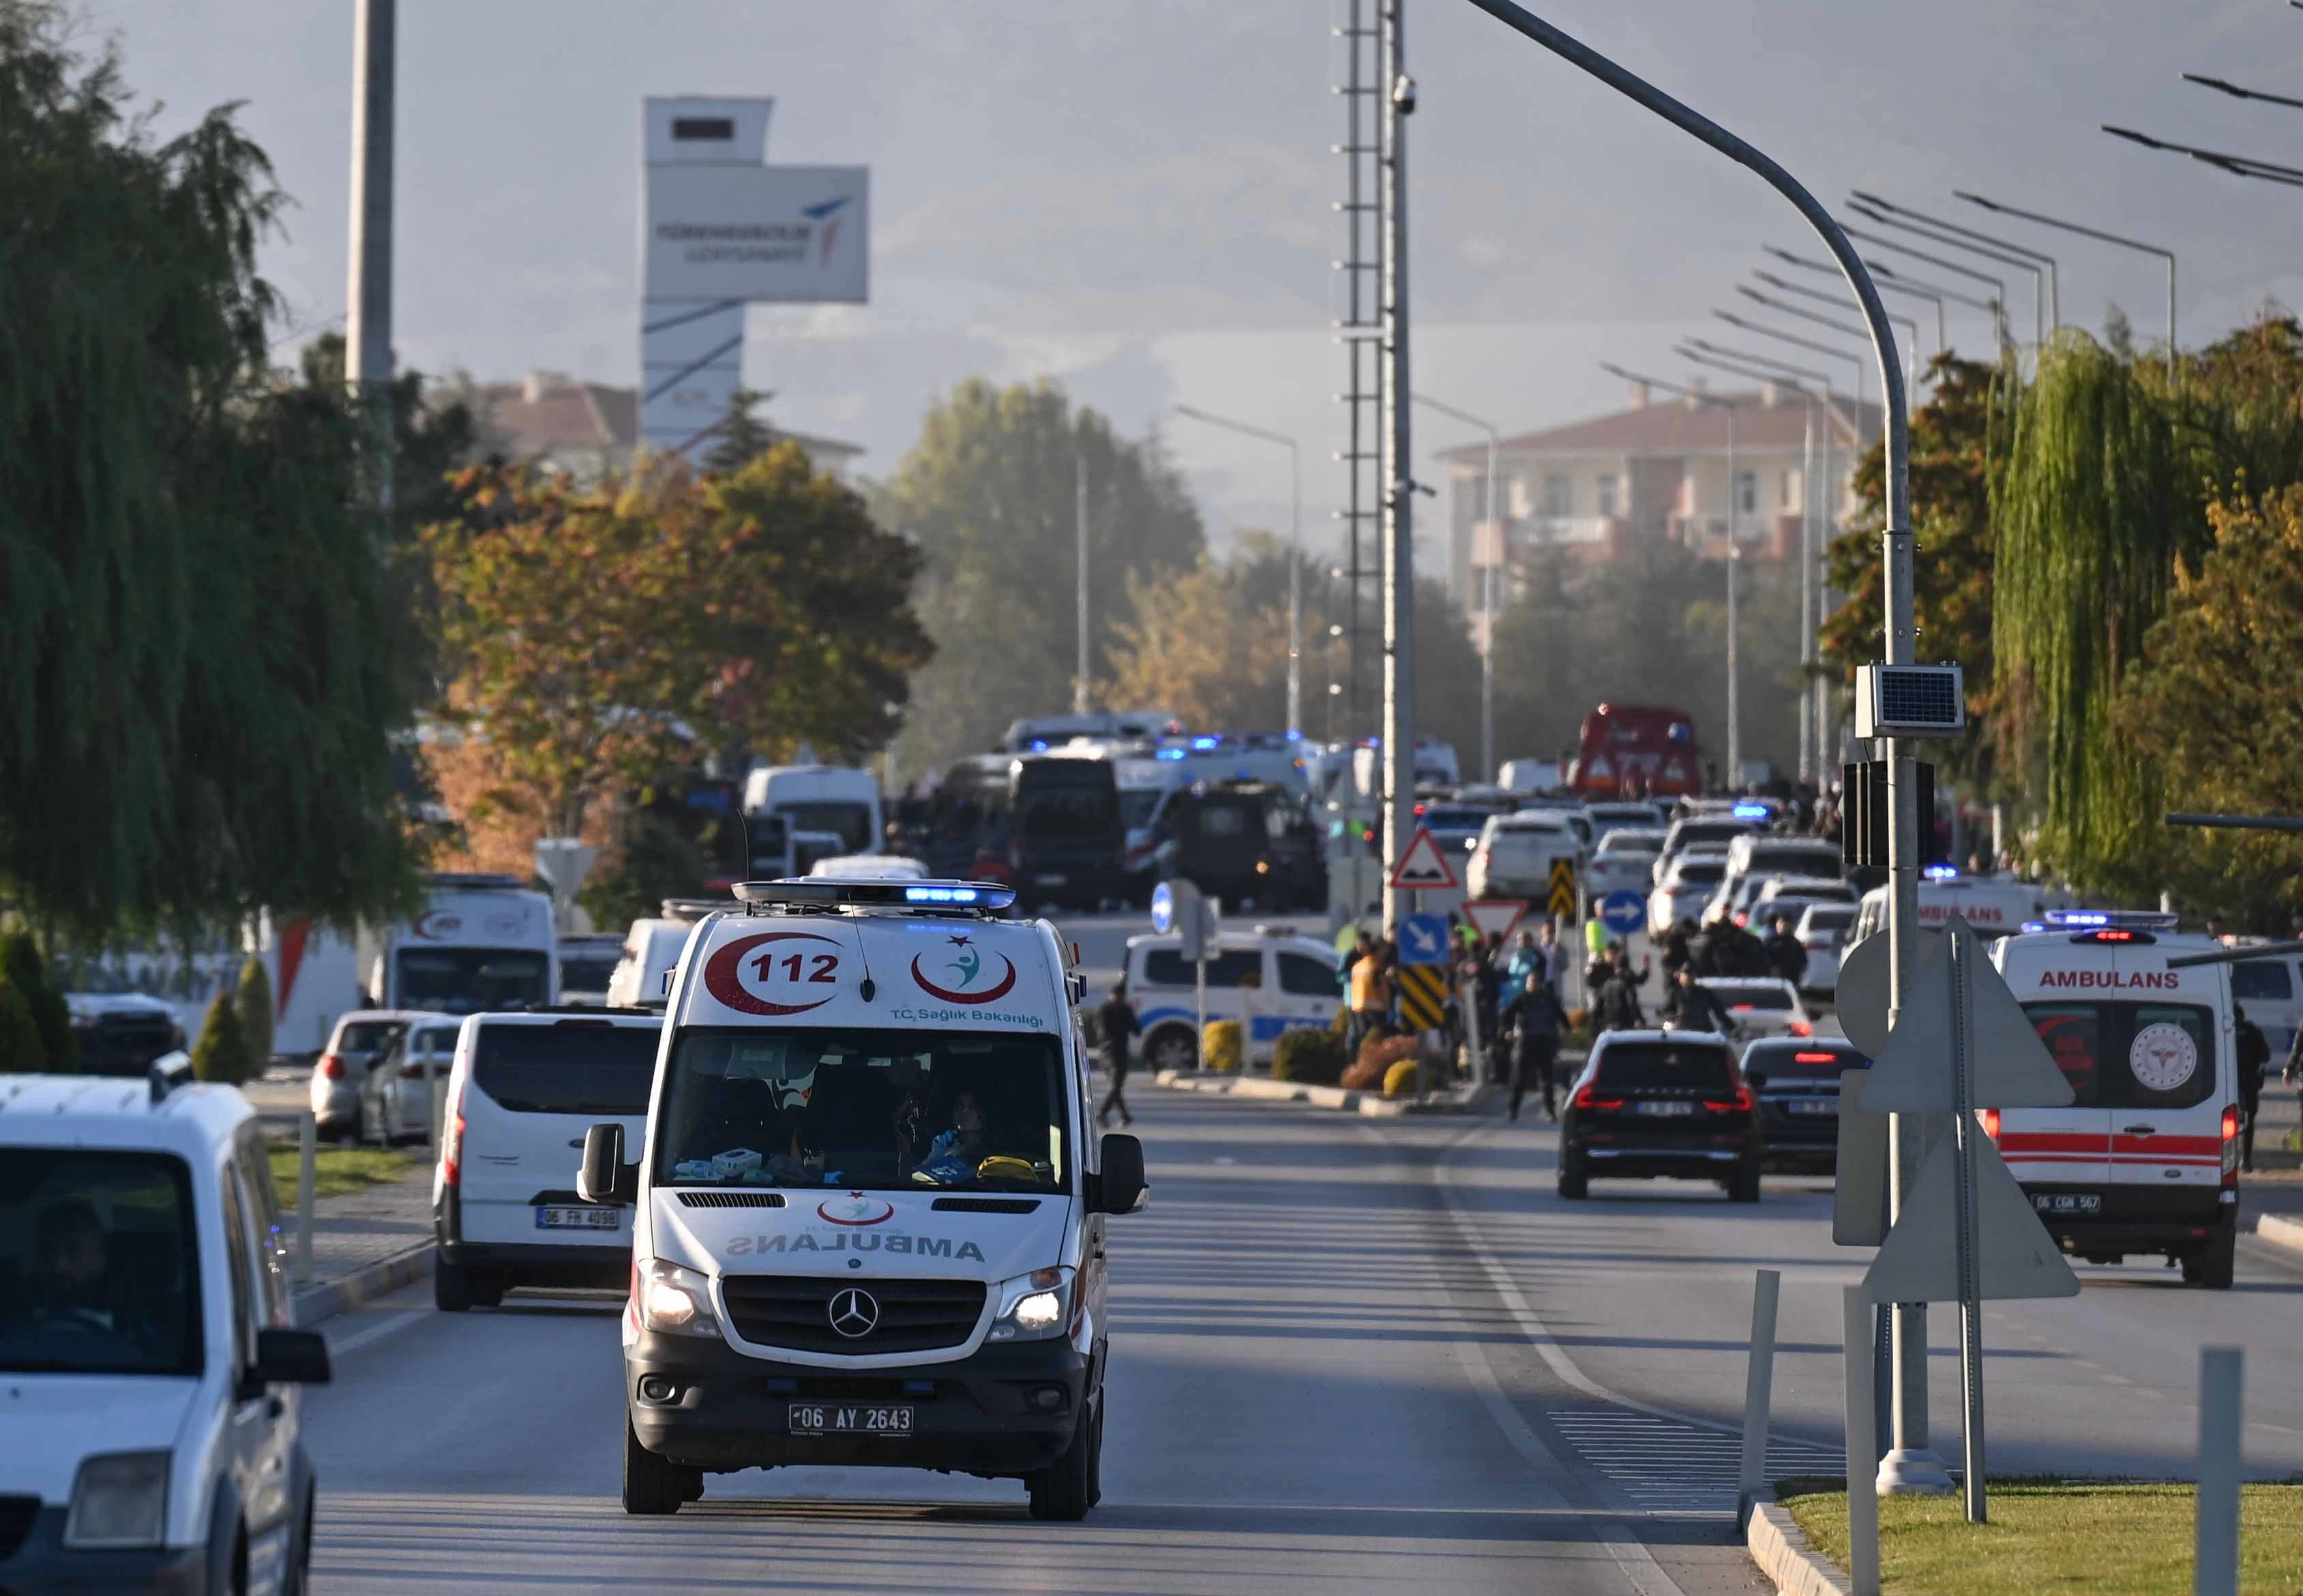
left=1582, top=802, right=1667, bottom=841
left=1469, top=813, right=1582, bottom=903
left=310, top=1008, right=451, bottom=1143
left=1793, top=903, right=1857, bottom=995
left=1649, top=854, right=1728, bottom=935
left=1, top=1068, right=331, bottom=1592
left=1126, top=929, right=1341, bottom=1072
left=359, top=1016, right=464, bottom=1145
left=1695, top=977, right=1813, bottom=1041
left=432, top=1010, right=664, bottom=1309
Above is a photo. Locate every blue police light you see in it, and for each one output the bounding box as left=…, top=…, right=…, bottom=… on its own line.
left=1732, top=801, right=1771, bottom=820
left=1028, top=739, right=1049, bottom=753
left=2021, top=921, right=2048, bottom=933
left=906, top=886, right=981, bottom=904
left=1191, top=736, right=1220, bottom=751
left=2052, top=911, right=2110, bottom=927
left=1922, top=863, right=1960, bottom=881
left=1155, top=748, right=1187, bottom=761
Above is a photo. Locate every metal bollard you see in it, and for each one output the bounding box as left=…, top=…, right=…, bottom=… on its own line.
left=2195, top=1346, right=2243, bottom=1596
left=1841, top=1284, right=1881, bottom=1596
left=1736, top=1268, right=1781, bottom=1529
left=294, top=1110, right=316, bottom=1284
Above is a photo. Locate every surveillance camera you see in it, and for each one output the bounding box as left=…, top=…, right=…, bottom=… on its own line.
left=1392, top=74, right=1417, bottom=113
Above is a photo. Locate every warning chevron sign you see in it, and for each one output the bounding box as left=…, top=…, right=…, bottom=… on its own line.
left=1390, top=826, right=1460, bottom=890
left=1397, top=965, right=1448, bottom=1032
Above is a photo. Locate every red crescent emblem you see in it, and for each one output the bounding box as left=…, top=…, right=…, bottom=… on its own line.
left=910, top=952, right=1017, bottom=1005
left=702, top=931, right=842, bottom=1016
left=816, top=1193, right=895, bottom=1226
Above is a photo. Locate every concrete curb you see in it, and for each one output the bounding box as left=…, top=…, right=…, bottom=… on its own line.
left=2253, top=1211, right=2303, bottom=1258
left=291, top=1239, right=434, bottom=1329
left=1744, top=1489, right=1854, bottom=1596
left=1151, top=1069, right=1491, bottom=1118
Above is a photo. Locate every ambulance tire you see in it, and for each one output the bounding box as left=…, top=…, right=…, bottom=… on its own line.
left=1026, top=1398, right=1099, bottom=1522
left=623, top=1421, right=686, bottom=1516
left=2183, top=1222, right=2236, bottom=1291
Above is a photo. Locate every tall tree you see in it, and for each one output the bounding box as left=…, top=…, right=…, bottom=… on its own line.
left=704, top=387, right=779, bottom=477
left=877, top=380, right=1204, bottom=772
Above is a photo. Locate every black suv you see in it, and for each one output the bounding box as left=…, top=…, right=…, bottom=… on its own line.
left=1558, top=1031, right=1762, bottom=1201
left=1740, top=1037, right=1869, bottom=1173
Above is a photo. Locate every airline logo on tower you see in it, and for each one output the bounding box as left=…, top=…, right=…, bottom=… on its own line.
left=644, top=165, right=870, bottom=303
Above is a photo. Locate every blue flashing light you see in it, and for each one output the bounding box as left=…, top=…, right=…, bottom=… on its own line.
left=1922, top=864, right=1960, bottom=881
left=1732, top=801, right=1771, bottom=820
left=906, top=886, right=981, bottom=904
left=1285, top=729, right=1302, bottom=742
left=1155, top=747, right=1187, bottom=761
left=1028, top=739, right=1049, bottom=753
left=2054, top=911, right=2109, bottom=927
left=2021, top=921, right=2047, bottom=934
left=1191, top=736, right=1221, bottom=751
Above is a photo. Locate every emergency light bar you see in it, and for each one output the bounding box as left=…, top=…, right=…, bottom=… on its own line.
left=1922, top=863, right=1960, bottom=881
left=1732, top=801, right=1772, bottom=820
left=2042, top=909, right=2180, bottom=929
left=731, top=878, right=1018, bottom=912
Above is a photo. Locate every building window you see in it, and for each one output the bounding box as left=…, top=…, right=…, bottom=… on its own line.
left=1541, top=473, right=1571, bottom=517
left=1782, top=468, right=1803, bottom=509
left=1596, top=475, right=1622, bottom=517
left=1734, top=470, right=1757, bottom=515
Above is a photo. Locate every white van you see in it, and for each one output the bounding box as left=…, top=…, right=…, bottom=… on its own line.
left=1844, top=874, right=2059, bottom=962
left=1124, top=929, right=1341, bottom=1072
left=252, top=912, right=362, bottom=1058
left=0, top=1070, right=331, bottom=1592
left=431, top=1010, right=662, bottom=1310
left=743, top=764, right=883, bottom=859
left=1467, top=813, right=1581, bottom=905
left=1990, top=911, right=2240, bottom=1288
left=573, top=876, right=1147, bottom=1520
left=606, top=901, right=726, bottom=1011
left=357, top=874, right=558, bottom=1017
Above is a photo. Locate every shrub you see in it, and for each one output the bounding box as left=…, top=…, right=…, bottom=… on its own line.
left=1202, top=1019, right=1243, bottom=1073
left=1272, top=1027, right=1348, bottom=1085
left=234, top=957, right=274, bottom=1076
left=0, top=978, right=46, bottom=1072
left=1382, top=1057, right=1421, bottom=1099
left=190, top=991, right=249, bottom=1085
left=1341, top=1034, right=1418, bottom=1091
left=0, top=933, right=74, bottom=1073
left=1328, top=1004, right=1350, bottom=1035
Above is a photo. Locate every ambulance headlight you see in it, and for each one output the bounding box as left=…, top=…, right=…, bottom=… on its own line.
left=638, top=1259, right=719, bottom=1338
left=990, top=1266, right=1073, bottom=1341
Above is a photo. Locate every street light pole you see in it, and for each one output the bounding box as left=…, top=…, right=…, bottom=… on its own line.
left=1754, top=271, right=1934, bottom=370
left=1413, top=393, right=1500, bottom=782
left=1954, top=192, right=2176, bottom=380
left=1380, top=0, right=1414, bottom=937
left=1174, top=405, right=1305, bottom=740
left=1852, top=192, right=2059, bottom=332
left=346, top=0, right=396, bottom=522
left=1847, top=213, right=2045, bottom=348
left=1074, top=455, right=1091, bottom=715
left=1738, top=286, right=1920, bottom=389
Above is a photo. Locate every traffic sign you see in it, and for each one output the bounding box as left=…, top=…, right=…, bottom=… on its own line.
left=1861, top=1132, right=2079, bottom=1303
left=1149, top=881, right=1178, bottom=935
left=1599, top=889, right=1646, bottom=937
left=1860, top=918, right=2074, bottom=1114
left=1397, top=913, right=1451, bottom=967
left=1390, top=826, right=1460, bottom=890
left=1546, top=858, right=1577, bottom=919
left=1462, top=899, right=1526, bottom=944
left=1833, top=925, right=1940, bottom=1057
left=1397, top=965, right=1448, bottom=1032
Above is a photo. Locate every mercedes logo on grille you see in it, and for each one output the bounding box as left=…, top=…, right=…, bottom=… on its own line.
left=827, top=1287, right=879, bottom=1339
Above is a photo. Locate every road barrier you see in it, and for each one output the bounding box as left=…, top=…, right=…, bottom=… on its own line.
left=1737, top=1268, right=1781, bottom=1531
left=295, top=1110, right=316, bottom=1284
left=2196, top=1346, right=2242, bottom=1596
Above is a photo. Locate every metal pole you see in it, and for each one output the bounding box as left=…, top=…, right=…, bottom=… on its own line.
left=295, top=1110, right=316, bottom=1285
left=1953, top=191, right=2177, bottom=380
left=1075, top=454, right=1090, bottom=716
left=1799, top=397, right=1815, bottom=785
left=1843, top=1284, right=1883, bottom=1596
left=2195, top=1346, right=2243, bottom=1596
left=346, top=0, right=396, bottom=520
left=1737, top=1267, right=1781, bottom=1529
left=1951, top=929, right=1986, bottom=1521
left=1379, top=0, right=1414, bottom=937
left=1727, top=403, right=1741, bottom=785
left=1412, top=392, right=1501, bottom=781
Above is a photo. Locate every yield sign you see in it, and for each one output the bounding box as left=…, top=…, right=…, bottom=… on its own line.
left=1462, top=899, right=1525, bottom=943
left=1862, top=1131, right=2079, bottom=1303
left=1389, top=826, right=1459, bottom=890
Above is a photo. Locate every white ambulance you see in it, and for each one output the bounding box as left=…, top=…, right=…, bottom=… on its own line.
left=356, top=875, right=558, bottom=1017
left=1989, top=909, right=2240, bottom=1289
left=573, top=877, right=1148, bottom=1521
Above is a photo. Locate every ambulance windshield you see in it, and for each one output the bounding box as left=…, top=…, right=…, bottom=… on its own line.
left=654, top=1027, right=1068, bottom=1194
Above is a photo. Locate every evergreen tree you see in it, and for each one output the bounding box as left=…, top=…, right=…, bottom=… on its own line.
left=189, top=990, right=248, bottom=1085
left=0, top=931, right=74, bottom=1072
left=0, top=977, right=42, bottom=1074
left=703, top=388, right=778, bottom=477
left=233, top=957, right=273, bottom=1078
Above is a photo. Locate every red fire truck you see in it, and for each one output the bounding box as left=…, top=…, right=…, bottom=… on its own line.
left=1566, top=704, right=1703, bottom=798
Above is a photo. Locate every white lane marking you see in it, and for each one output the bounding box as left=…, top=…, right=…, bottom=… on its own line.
left=327, top=1310, right=424, bottom=1358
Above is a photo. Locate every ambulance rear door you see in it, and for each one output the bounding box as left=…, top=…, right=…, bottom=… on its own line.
left=2103, top=944, right=2227, bottom=1199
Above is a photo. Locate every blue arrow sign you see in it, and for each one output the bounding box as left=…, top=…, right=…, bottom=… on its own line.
left=1600, top=890, right=1647, bottom=937
left=1150, top=882, right=1176, bottom=935
left=1399, top=912, right=1451, bottom=967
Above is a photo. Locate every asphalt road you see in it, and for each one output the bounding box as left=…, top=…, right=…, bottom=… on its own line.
left=302, top=1087, right=1771, bottom=1595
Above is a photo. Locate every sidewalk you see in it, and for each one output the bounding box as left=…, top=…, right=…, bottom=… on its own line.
left=1151, top=1066, right=1496, bottom=1117
left=280, top=1163, right=435, bottom=1327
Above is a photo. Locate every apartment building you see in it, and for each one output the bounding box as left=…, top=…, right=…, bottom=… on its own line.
left=471, top=371, right=864, bottom=483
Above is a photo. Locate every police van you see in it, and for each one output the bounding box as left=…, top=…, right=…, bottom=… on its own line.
left=1989, top=910, right=2240, bottom=1289
left=574, top=877, right=1148, bottom=1520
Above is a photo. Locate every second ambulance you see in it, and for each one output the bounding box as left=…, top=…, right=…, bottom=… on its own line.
left=574, top=877, right=1148, bottom=1520
left=1990, top=910, right=2240, bottom=1289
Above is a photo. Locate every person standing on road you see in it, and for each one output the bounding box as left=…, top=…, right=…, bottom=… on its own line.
left=1096, top=982, right=1139, bottom=1129
left=1346, top=933, right=1389, bottom=1059
left=2236, top=1003, right=2269, bottom=1173
left=1535, top=919, right=1566, bottom=992
left=1504, top=970, right=1569, bottom=1121
left=1502, top=930, right=1541, bottom=991
left=1762, top=914, right=1806, bottom=987
left=1663, top=967, right=1738, bottom=1038
left=1584, top=905, right=1611, bottom=963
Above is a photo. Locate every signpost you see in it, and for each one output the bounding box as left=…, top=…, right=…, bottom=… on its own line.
left=1545, top=858, right=1577, bottom=921
left=1391, top=826, right=1459, bottom=892
left=1598, top=889, right=1645, bottom=939
left=1157, top=879, right=1217, bottom=1068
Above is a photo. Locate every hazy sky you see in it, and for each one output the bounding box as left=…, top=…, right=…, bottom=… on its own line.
left=82, top=1, right=2303, bottom=557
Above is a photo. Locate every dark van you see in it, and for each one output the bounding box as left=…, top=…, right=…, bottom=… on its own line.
left=905, top=754, right=1123, bottom=910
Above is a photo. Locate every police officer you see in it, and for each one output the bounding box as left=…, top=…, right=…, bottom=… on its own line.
left=1762, top=914, right=1807, bottom=987
left=1504, top=969, right=1569, bottom=1120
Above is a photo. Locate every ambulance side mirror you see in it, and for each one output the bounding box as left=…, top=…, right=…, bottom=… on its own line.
left=578, top=1123, right=637, bottom=1207
left=1095, top=1133, right=1148, bottom=1216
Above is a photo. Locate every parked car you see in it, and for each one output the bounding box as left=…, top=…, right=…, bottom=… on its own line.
left=359, top=1017, right=464, bottom=1145
left=1793, top=903, right=1858, bottom=997
left=309, top=1010, right=446, bottom=1144
left=1124, top=929, right=1340, bottom=1072
left=1740, top=1037, right=1869, bottom=1171
left=1558, top=1031, right=1762, bottom=1201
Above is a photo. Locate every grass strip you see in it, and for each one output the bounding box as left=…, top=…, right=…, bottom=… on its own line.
left=1777, top=1477, right=2303, bottom=1596
left=267, top=1145, right=417, bottom=1209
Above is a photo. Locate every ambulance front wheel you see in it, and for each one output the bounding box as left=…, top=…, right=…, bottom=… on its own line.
left=623, top=1420, right=694, bottom=1516
left=1026, top=1395, right=1101, bottom=1522
left=2182, top=1219, right=2236, bottom=1290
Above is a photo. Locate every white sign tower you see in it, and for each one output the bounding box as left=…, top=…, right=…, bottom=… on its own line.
left=638, top=97, right=870, bottom=458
